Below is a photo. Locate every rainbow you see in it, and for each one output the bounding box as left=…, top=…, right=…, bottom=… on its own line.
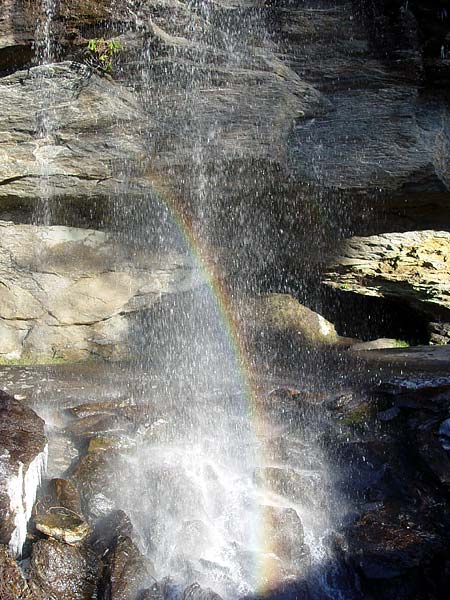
left=146, top=172, right=295, bottom=595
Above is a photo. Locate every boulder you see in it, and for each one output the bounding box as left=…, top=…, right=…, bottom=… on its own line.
left=0, top=221, right=199, bottom=360
left=239, top=293, right=342, bottom=349
left=102, top=535, right=154, bottom=600
left=0, top=544, right=34, bottom=600
left=46, top=433, right=79, bottom=478
left=260, top=505, right=310, bottom=574
left=182, top=583, right=223, bottom=600
left=344, top=506, right=445, bottom=582
left=49, top=478, right=82, bottom=514
left=29, top=538, right=99, bottom=600
left=254, top=466, right=325, bottom=509
left=89, top=509, right=133, bottom=555
left=34, top=508, right=91, bottom=545
left=71, top=451, right=126, bottom=523
left=324, top=231, right=450, bottom=328
left=0, top=391, right=47, bottom=556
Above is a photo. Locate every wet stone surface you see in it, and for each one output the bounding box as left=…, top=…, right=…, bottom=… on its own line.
left=1, top=356, right=450, bottom=599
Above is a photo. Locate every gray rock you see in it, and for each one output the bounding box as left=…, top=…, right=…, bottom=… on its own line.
left=0, top=62, right=150, bottom=203
left=0, top=221, right=199, bottom=360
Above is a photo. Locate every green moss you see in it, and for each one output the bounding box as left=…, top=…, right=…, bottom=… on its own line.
left=394, top=340, right=410, bottom=348
left=0, top=356, right=69, bottom=366
left=341, top=404, right=371, bottom=430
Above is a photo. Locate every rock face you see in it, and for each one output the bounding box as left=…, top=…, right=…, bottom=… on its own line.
left=0, top=61, right=149, bottom=206
left=324, top=231, right=450, bottom=340
left=0, top=221, right=199, bottom=360
left=0, top=391, right=47, bottom=556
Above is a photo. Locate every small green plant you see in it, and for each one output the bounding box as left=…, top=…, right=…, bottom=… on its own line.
left=86, top=38, right=123, bottom=73
left=395, top=339, right=410, bottom=348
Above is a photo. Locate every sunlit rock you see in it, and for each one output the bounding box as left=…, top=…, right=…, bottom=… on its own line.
left=324, top=231, right=450, bottom=333
left=0, top=221, right=200, bottom=360
left=34, top=508, right=91, bottom=545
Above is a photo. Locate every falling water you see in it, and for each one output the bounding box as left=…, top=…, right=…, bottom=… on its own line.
left=29, top=1, right=352, bottom=598
left=33, top=0, right=59, bottom=225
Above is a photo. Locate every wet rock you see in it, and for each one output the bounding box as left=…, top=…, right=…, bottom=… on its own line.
left=0, top=544, right=34, bottom=600
left=102, top=535, right=154, bottom=600
left=34, top=507, right=91, bottom=545
left=50, top=478, right=82, bottom=514
left=87, top=435, right=136, bottom=453
left=90, top=510, right=133, bottom=555
left=138, top=584, right=165, bottom=600
left=175, top=520, right=212, bottom=560
left=344, top=506, right=445, bottom=585
left=0, top=62, right=149, bottom=203
left=67, top=398, right=138, bottom=419
left=324, top=231, right=450, bottom=324
left=29, top=538, right=99, bottom=600
left=0, top=221, right=199, bottom=361
left=415, top=420, right=450, bottom=489
left=255, top=466, right=325, bottom=508
left=46, top=433, right=79, bottom=479
left=261, top=505, right=310, bottom=573
left=182, top=582, right=223, bottom=600
left=71, top=451, right=125, bottom=522
left=66, top=414, right=134, bottom=438
left=0, top=391, right=47, bottom=555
